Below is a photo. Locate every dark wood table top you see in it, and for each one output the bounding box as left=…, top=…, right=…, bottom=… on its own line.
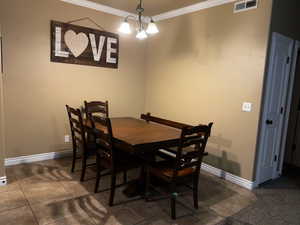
left=92, top=117, right=182, bottom=153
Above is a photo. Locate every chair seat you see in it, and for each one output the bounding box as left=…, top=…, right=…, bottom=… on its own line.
left=158, top=147, right=209, bottom=158
left=97, top=149, right=140, bottom=171
left=87, top=142, right=99, bottom=151
left=150, top=161, right=195, bottom=179
left=151, top=167, right=195, bottom=178
left=76, top=142, right=98, bottom=157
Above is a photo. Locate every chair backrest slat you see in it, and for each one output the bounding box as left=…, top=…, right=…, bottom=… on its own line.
left=70, top=118, right=80, bottom=126
left=66, top=105, right=87, bottom=154
left=92, top=115, right=109, bottom=127
left=74, top=136, right=83, bottom=144
left=68, top=106, right=81, bottom=115
left=84, top=101, right=109, bottom=122
left=72, top=127, right=82, bottom=136
left=86, top=105, right=107, bottom=115
left=90, top=114, right=115, bottom=164
left=173, top=122, right=213, bottom=178
left=84, top=100, right=109, bottom=145
left=141, top=113, right=192, bottom=130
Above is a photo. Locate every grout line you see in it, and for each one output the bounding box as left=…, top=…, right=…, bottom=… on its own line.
left=18, top=186, right=40, bottom=225
left=4, top=161, right=261, bottom=225
left=0, top=205, right=30, bottom=215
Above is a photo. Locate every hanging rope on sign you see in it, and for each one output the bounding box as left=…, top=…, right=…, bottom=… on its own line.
left=66, top=17, right=106, bottom=31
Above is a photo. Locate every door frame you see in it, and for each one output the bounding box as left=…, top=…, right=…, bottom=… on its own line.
left=255, top=32, right=296, bottom=186
left=277, top=40, right=300, bottom=177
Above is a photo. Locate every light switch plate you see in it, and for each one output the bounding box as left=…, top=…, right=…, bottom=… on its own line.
left=242, top=102, right=252, bottom=112
left=64, top=135, right=70, bottom=143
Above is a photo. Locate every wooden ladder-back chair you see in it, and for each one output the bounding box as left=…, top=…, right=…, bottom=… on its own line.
left=142, top=113, right=213, bottom=219
left=92, top=115, right=141, bottom=206
left=84, top=100, right=109, bottom=124
left=66, top=105, right=98, bottom=181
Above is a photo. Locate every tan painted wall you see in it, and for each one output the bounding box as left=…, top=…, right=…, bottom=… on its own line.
left=144, top=0, right=273, bottom=180
left=0, top=0, right=274, bottom=182
left=0, top=0, right=146, bottom=158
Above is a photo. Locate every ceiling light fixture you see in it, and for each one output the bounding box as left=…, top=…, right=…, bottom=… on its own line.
left=118, top=0, right=159, bottom=39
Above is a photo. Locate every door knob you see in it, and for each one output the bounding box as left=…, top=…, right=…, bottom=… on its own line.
left=266, top=120, right=273, bottom=125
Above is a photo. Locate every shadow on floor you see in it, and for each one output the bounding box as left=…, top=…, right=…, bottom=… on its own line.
left=2, top=157, right=256, bottom=225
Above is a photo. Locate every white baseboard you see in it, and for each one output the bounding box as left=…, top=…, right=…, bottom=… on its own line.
left=4, top=149, right=255, bottom=190
left=4, top=150, right=73, bottom=166
left=0, top=176, right=7, bottom=186
left=201, top=163, right=255, bottom=190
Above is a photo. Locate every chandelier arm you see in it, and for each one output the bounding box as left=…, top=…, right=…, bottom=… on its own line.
left=138, top=13, right=142, bottom=30
left=120, top=0, right=157, bottom=36
left=123, top=15, right=141, bottom=30
left=124, top=15, right=136, bottom=21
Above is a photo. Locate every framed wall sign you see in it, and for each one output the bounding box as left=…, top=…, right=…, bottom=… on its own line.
left=51, top=20, right=119, bottom=69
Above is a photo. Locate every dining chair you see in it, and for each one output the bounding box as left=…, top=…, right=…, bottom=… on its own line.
left=92, top=115, right=141, bottom=206
left=145, top=122, right=213, bottom=219
left=84, top=100, right=109, bottom=123
left=66, top=105, right=98, bottom=181
left=84, top=100, right=110, bottom=151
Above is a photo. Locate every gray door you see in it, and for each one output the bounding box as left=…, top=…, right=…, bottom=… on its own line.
left=257, top=33, right=294, bottom=184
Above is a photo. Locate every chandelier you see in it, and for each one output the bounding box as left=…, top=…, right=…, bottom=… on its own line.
left=118, top=0, right=159, bottom=39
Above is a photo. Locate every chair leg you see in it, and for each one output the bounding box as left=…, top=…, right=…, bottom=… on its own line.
left=193, top=174, right=199, bottom=209
left=170, top=183, right=177, bottom=220
left=123, top=170, right=127, bottom=184
left=109, top=172, right=117, bottom=206
left=171, top=193, right=177, bottom=220
left=71, top=149, right=76, bottom=173
left=80, top=155, right=87, bottom=182
left=94, top=154, right=102, bottom=193
left=145, top=166, right=150, bottom=201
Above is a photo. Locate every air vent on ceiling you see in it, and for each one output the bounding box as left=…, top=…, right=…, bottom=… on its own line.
left=234, top=0, right=258, bottom=13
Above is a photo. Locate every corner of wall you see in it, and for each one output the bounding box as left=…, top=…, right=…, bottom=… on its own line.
left=0, top=24, right=6, bottom=178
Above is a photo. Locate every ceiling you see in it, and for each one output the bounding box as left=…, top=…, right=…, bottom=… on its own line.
left=90, top=0, right=208, bottom=16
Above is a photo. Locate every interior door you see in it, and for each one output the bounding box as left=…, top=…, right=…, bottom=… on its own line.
left=294, top=112, right=300, bottom=167
left=291, top=53, right=300, bottom=167
left=257, top=33, right=294, bottom=184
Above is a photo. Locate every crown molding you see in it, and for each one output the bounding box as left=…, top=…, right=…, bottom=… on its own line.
left=60, top=0, right=236, bottom=22
left=153, top=0, right=236, bottom=21
left=60, top=0, right=136, bottom=18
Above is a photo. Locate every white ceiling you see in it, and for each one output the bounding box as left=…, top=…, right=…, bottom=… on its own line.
left=90, top=0, right=208, bottom=16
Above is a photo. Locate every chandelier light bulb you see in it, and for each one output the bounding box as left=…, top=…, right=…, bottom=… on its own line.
left=146, top=20, right=159, bottom=34
left=118, top=21, right=131, bottom=34
left=119, top=0, right=158, bottom=40
left=136, top=29, right=148, bottom=39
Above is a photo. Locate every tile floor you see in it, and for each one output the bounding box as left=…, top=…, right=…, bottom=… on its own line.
left=0, top=157, right=299, bottom=225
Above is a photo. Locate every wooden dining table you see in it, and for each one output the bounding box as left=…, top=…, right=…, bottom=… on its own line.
left=85, top=116, right=185, bottom=197
left=85, top=116, right=210, bottom=198
left=92, top=117, right=183, bottom=155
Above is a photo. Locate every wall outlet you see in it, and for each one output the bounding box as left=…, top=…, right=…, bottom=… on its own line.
left=64, top=135, right=70, bottom=143
left=242, top=102, right=252, bottom=112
